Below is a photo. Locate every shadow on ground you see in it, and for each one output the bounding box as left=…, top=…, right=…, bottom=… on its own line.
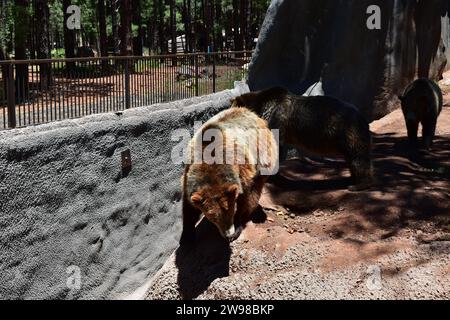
left=175, top=220, right=231, bottom=300
left=265, top=134, right=450, bottom=240
left=175, top=209, right=267, bottom=299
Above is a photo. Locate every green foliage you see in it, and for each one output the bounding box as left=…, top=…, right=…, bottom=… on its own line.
left=49, top=0, right=63, bottom=39
left=0, top=0, right=271, bottom=59
left=0, top=1, right=14, bottom=54
left=51, top=48, right=65, bottom=58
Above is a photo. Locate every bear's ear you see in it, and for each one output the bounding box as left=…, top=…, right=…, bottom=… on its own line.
left=191, top=193, right=203, bottom=204
left=225, top=185, right=239, bottom=198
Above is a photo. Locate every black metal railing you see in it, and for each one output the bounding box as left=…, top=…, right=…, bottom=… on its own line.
left=0, top=51, right=253, bottom=130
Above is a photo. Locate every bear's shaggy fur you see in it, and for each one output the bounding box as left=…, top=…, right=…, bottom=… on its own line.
left=180, top=108, right=278, bottom=244
left=399, top=78, right=443, bottom=150
left=232, top=87, right=374, bottom=191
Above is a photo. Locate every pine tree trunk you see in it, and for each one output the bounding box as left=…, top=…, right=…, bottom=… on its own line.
left=187, top=0, right=193, bottom=52
left=224, top=10, right=233, bottom=51
left=0, top=0, right=6, bottom=57
left=205, top=0, right=213, bottom=51
left=14, top=0, right=29, bottom=102
left=132, top=0, right=143, bottom=56
left=119, top=0, right=133, bottom=56
left=215, top=0, right=223, bottom=51
left=29, top=7, right=36, bottom=60
left=147, top=0, right=158, bottom=53
left=98, top=0, right=108, bottom=70
left=157, top=0, right=166, bottom=54
left=245, top=0, right=252, bottom=50
left=232, top=0, right=242, bottom=51
left=170, top=0, right=177, bottom=55
left=63, top=0, right=76, bottom=74
left=35, top=0, right=52, bottom=89
left=110, top=0, right=120, bottom=55
left=193, top=0, right=198, bottom=51
left=182, top=0, right=190, bottom=53
left=239, top=0, right=247, bottom=50
left=0, top=47, right=7, bottom=107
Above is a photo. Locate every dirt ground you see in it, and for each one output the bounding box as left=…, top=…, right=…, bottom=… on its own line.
left=144, top=75, right=450, bottom=300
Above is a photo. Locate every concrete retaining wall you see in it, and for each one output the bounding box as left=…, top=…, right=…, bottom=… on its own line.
left=0, top=85, right=248, bottom=299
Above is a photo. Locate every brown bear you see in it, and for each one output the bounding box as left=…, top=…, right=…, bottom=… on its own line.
left=231, top=87, right=374, bottom=191
left=180, top=108, right=278, bottom=244
left=398, top=78, right=443, bottom=150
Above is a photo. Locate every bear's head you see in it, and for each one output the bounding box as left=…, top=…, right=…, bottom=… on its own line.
left=189, top=183, right=241, bottom=239
left=230, top=95, right=246, bottom=109
left=230, top=94, right=263, bottom=116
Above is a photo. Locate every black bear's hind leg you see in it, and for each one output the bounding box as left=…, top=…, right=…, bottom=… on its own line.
left=347, top=157, right=374, bottom=192
left=422, top=120, right=436, bottom=150
left=406, top=120, right=419, bottom=147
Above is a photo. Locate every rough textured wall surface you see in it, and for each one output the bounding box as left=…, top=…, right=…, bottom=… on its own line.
left=249, top=0, right=450, bottom=121
left=0, top=85, right=248, bottom=300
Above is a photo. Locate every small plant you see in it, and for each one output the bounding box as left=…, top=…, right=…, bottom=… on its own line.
left=51, top=48, right=65, bottom=58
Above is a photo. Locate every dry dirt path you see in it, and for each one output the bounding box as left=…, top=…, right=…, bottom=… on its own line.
left=143, top=76, right=450, bottom=300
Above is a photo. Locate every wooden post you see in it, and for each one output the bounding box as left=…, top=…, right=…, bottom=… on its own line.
left=212, top=54, right=216, bottom=93
left=6, top=63, right=16, bottom=128
left=124, top=59, right=131, bottom=109
left=194, top=54, right=199, bottom=97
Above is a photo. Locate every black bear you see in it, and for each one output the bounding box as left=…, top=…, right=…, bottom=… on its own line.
left=398, top=78, right=443, bottom=150
left=232, top=87, right=374, bottom=191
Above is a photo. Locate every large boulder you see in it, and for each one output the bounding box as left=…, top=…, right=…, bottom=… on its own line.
left=248, top=0, right=450, bottom=121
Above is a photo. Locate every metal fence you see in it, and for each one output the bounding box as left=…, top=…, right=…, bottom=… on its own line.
left=0, top=51, right=253, bottom=130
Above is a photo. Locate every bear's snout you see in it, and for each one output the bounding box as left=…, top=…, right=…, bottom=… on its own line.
left=223, top=225, right=236, bottom=239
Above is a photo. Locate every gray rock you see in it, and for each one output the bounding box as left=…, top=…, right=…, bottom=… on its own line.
left=248, top=0, right=449, bottom=121
left=303, top=81, right=324, bottom=96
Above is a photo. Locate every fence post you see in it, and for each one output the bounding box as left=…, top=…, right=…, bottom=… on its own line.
left=212, top=54, right=216, bottom=93
left=6, top=63, right=16, bottom=128
left=124, top=59, right=131, bottom=109
left=194, top=54, right=199, bottom=97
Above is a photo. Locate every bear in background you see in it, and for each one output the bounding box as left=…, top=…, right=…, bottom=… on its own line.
left=180, top=108, right=278, bottom=244
left=398, top=78, right=443, bottom=150
left=232, top=87, right=374, bottom=191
